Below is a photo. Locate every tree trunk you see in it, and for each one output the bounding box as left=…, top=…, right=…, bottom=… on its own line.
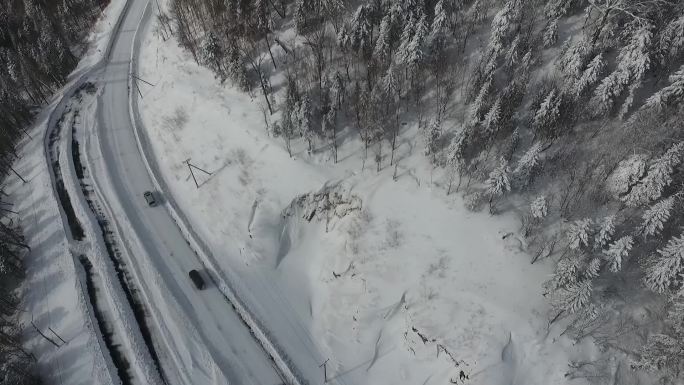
left=376, top=140, right=382, bottom=173
left=390, top=130, right=397, bottom=166
left=265, top=33, right=277, bottom=70
left=9, top=166, right=26, bottom=184
left=251, top=61, right=273, bottom=115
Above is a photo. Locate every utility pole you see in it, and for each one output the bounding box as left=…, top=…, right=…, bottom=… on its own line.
left=184, top=158, right=212, bottom=189
left=131, top=74, right=155, bottom=87
left=319, top=358, right=329, bottom=383
left=185, top=158, right=198, bottom=188
left=31, top=314, right=60, bottom=348
left=129, top=72, right=155, bottom=99
left=133, top=79, right=143, bottom=98
left=49, top=327, right=68, bottom=345
left=6, top=164, right=26, bottom=184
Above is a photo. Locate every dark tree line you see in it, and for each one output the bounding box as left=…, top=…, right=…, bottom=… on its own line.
left=0, top=0, right=107, bottom=159
left=0, top=213, right=36, bottom=385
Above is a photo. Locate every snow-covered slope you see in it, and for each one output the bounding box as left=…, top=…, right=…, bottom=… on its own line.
left=135, top=5, right=595, bottom=384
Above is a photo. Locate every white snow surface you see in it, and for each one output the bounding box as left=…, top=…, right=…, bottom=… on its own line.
left=135, top=5, right=596, bottom=385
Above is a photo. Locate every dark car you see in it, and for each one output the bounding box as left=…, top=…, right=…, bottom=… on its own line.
left=143, top=191, right=157, bottom=206
left=188, top=269, right=205, bottom=290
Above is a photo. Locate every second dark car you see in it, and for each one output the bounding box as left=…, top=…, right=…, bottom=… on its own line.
left=188, top=269, right=206, bottom=290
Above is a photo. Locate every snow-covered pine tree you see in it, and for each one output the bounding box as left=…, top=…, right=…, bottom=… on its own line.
left=620, top=22, right=654, bottom=112
left=252, top=0, right=273, bottom=36
left=424, top=118, right=442, bottom=163
left=405, top=14, right=429, bottom=74
left=604, top=236, right=633, bottom=272
left=280, top=105, right=295, bottom=157
left=504, top=34, right=522, bottom=68
left=641, top=64, right=684, bottom=112
left=591, top=22, right=654, bottom=117
left=552, top=278, right=593, bottom=314
left=294, top=0, right=309, bottom=35
left=227, top=43, right=249, bottom=91
left=337, top=23, right=352, bottom=52
left=530, top=195, right=548, bottom=219
left=556, top=37, right=590, bottom=81
left=483, top=97, right=502, bottom=135
left=641, top=196, right=676, bottom=238
left=323, top=105, right=338, bottom=163
left=574, top=53, right=605, bottom=96
left=594, top=215, right=615, bottom=250
left=633, top=299, right=684, bottom=375
left=374, top=13, right=393, bottom=63
left=396, top=13, right=417, bottom=65
left=382, top=64, right=400, bottom=101
left=404, top=0, right=428, bottom=22
left=486, top=157, right=511, bottom=212
left=657, top=14, right=684, bottom=69
left=551, top=255, right=583, bottom=289
left=586, top=257, right=602, bottom=279
left=349, top=4, right=373, bottom=56
left=487, top=0, right=519, bottom=55
left=514, top=141, right=543, bottom=187
left=533, top=89, right=561, bottom=138
left=330, top=71, right=346, bottom=110
left=645, top=233, right=684, bottom=293
left=624, top=142, right=684, bottom=207
left=320, top=0, right=344, bottom=22
left=567, top=218, right=593, bottom=251
left=501, top=126, right=520, bottom=160
left=543, top=0, right=573, bottom=21
left=469, top=74, right=492, bottom=122
left=430, top=0, right=448, bottom=41
left=466, top=0, right=487, bottom=27
left=446, top=132, right=469, bottom=194
left=543, top=18, right=558, bottom=48
left=428, top=0, right=449, bottom=59
left=202, top=31, right=224, bottom=76
left=591, top=70, right=630, bottom=116
left=299, top=95, right=314, bottom=153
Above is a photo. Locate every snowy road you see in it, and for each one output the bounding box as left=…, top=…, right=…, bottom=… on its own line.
left=86, top=0, right=284, bottom=383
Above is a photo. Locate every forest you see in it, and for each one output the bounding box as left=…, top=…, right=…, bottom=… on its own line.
left=164, top=0, right=684, bottom=381
left=0, top=0, right=107, bottom=383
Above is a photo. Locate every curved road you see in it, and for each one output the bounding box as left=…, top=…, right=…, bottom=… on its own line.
left=89, top=0, right=283, bottom=384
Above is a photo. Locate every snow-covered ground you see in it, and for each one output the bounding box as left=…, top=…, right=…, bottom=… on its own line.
left=136, top=6, right=596, bottom=385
